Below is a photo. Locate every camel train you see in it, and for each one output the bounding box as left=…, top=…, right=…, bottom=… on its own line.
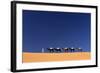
left=47, top=47, right=82, bottom=53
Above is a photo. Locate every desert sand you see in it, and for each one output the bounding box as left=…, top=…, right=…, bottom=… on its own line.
left=22, top=52, right=91, bottom=63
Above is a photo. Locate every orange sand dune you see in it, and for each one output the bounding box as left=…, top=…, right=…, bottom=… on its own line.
left=22, top=52, right=91, bottom=63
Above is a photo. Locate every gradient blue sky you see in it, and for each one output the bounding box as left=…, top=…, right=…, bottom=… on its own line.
left=22, top=10, right=91, bottom=52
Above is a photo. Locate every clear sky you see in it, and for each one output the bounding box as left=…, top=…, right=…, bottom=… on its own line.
left=22, top=10, right=91, bottom=52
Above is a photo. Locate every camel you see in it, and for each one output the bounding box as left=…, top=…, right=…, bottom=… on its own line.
left=63, top=48, right=68, bottom=52
left=75, top=48, right=82, bottom=52
left=47, top=48, right=54, bottom=53
left=54, top=48, right=62, bottom=52
left=70, top=47, right=75, bottom=52
left=63, top=47, right=76, bottom=52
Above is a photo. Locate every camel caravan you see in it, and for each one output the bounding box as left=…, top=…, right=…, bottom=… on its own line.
left=47, top=47, right=82, bottom=53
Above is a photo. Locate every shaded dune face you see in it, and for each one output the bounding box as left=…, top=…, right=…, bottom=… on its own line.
left=22, top=52, right=91, bottom=63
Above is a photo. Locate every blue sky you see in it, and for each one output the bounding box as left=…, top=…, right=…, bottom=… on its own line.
left=22, top=10, right=91, bottom=52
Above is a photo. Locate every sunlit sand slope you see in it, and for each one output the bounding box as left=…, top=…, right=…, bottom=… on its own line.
left=22, top=52, right=91, bottom=63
